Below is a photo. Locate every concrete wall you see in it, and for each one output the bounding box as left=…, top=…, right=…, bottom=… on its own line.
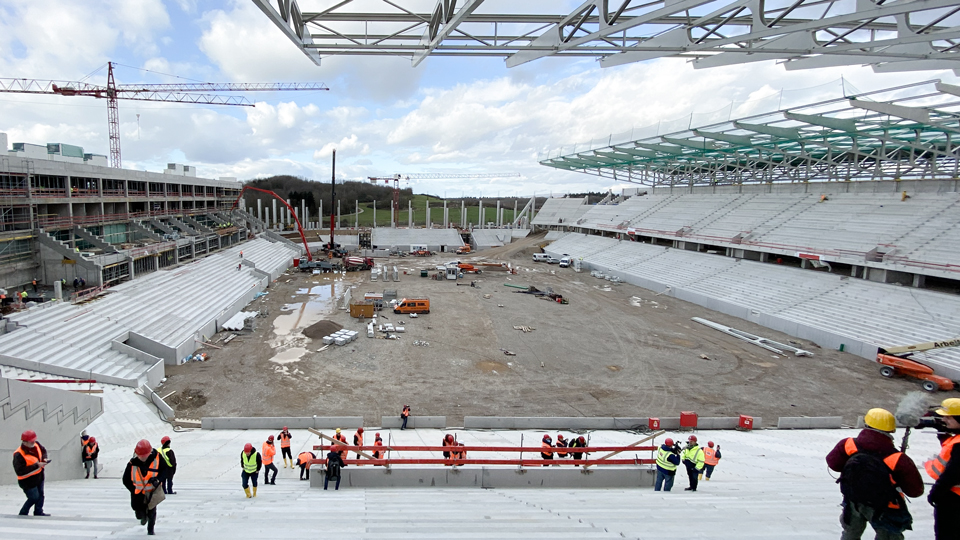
left=0, top=353, right=139, bottom=388
left=777, top=416, right=844, bottom=429
left=312, top=466, right=655, bottom=489
left=0, top=376, right=103, bottom=485
left=201, top=417, right=364, bottom=430
left=462, top=416, right=762, bottom=430
left=381, top=416, right=446, bottom=429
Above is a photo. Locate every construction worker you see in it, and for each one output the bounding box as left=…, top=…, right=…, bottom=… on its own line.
left=82, top=436, right=99, bottom=479
left=334, top=428, right=348, bottom=460
left=568, top=436, right=588, bottom=461
left=261, top=435, right=277, bottom=485
left=442, top=434, right=456, bottom=464
left=31, top=279, right=37, bottom=293
left=353, top=428, right=365, bottom=464
left=401, top=405, right=411, bottom=430
left=827, top=408, right=923, bottom=540
left=324, top=449, right=346, bottom=490
left=278, top=427, right=293, bottom=467
left=655, top=438, right=682, bottom=492
left=13, top=430, right=50, bottom=516
left=372, top=433, right=384, bottom=463
left=158, top=436, right=176, bottom=494
left=541, top=434, right=554, bottom=466
left=296, top=451, right=315, bottom=481
left=926, top=398, right=960, bottom=538
left=703, top=441, right=721, bottom=480
left=240, top=443, right=261, bottom=498
left=123, top=439, right=169, bottom=535
left=555, top=434, right=568, bottom=462
left=20, top=289, right=28, bottom=303
left=681, top=435, right=705, bottom=491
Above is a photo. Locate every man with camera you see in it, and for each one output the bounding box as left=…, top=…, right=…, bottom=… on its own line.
left=654, top=437, right=682, bottom=492
left=925, top=398, right=960, bottom=539
left=12, top=430, right=51, bottom=516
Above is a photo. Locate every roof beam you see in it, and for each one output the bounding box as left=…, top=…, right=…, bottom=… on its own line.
left=783, top=112, right=858, bottom=133
left=733, top=122, right=801, bottom=140
left=413, top=0, right=486, bottom=67
left=694, top=130, right=754, bottom=146
left=848, top=99, right=931, bottom=124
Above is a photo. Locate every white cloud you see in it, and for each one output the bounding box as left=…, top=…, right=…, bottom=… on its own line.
left=314, top=134, right=370, bottom=159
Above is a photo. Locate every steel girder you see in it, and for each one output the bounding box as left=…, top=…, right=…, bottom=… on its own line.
left=252, top=0, right=960, bottom=72
left=540, top=80, right=960, bottom=186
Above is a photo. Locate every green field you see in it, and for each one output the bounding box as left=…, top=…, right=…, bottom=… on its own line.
left=337, top=195, right=519, bottom=228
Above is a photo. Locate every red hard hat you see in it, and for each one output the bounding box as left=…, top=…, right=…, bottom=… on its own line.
left=89, top=437, right=96, bottom=444
left=543, top=434, right=552, bottom=442
left=135, top=439, right=152, bottom=456
left=161, top=436, right=171, bottom=445
left=664, top=438, right=674, bottom=446
left=557, top=434, right=565, bottom=440
left=578, top=436, right=585, bottom=444
left=445, top=434, right=454, bottom=442
left=244, top=443, right=254, bottom=453
left=358, top=427, right=364, bottom=434
left=688, top=435, right=698, bottom=443
left=708, top=441, right=715, bottom=448
left=375, top=432, right=381, bottom=438
left=283, top=426, right=288, bottom=431
left=21, top=430, right=37, bottom=442
left=267, top=435, right=274, bottom=442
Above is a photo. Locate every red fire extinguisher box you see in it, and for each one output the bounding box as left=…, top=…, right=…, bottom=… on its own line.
left=738, top=415, right=754, bottom=430
left=680, top=411, right=698, bottom=429
left=648, top=418, right=661, bottom=430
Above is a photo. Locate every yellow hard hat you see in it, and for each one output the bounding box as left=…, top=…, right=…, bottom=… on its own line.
left=936, top=398, right=960, bottom=416
left=864, top=408, right=896, bottom=433
left=335, top=428, right=341, bottom=433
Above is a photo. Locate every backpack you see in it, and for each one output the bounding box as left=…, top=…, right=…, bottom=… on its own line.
left=837, top=451, right=902, bottom=513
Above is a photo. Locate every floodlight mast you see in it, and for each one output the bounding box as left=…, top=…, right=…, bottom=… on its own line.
left=367, top=172, right=520, bottom=227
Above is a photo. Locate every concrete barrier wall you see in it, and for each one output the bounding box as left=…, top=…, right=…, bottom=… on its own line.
left=201, top=416, right=364, bottom=430
left=777, top=416, right=844, bottom=429
left=381, top=416, right=446, bottom=429
left=311, top=466, right=655, bottom=489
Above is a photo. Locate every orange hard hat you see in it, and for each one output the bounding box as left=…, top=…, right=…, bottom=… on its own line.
left=21, top=430, right=37, bottom=442
left=708, top=441, right=715, bottom=448
left=161, top=436, right=171, bottom=445
left=135, top=439, right=152, bottom=456
left=687, top=435, right=698, bottom=443
left=244, top=443, right=254, bottom=453
left=664, top=438, right=674, bottom=446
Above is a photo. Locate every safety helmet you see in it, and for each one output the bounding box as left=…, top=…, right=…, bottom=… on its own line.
left=21, top=430, right=37, bottom=442
left=664, top=438, right=674, bottom=446
left=687, top=435, right=698, bottom=443
left=283, top=426, right=288, bottom=431
left=336, top=428, right=341, bottom=434
left=135, top=439, right=153, bottom=457
left=445, top=434, right=455, bottom=442
left=375, top=432, right=381, bottom=439
left=161, top=436, right=171, bottom=445
left=864, top=408, right=896, bottom=433
left=89, top=437, right=96, bottom=444
left=244, top=443, right=254, bottom=453
left=578, top=436, right=585, bottom=444
left=707, top=441, right=715, bottom=448
left=358, top=427, right=364, bottom=434
left=267, top=435, right=274, bottom=442
left=557, top=434, right=565, bottom=440
left=543, top=435, right=552, bottom=442
left=936, top=398, right=960, bottom=417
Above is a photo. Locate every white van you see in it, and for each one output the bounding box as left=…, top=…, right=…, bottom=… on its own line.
left=532, top=253, right=550, bottom=262
left=559, top=257, right=572, bottom=268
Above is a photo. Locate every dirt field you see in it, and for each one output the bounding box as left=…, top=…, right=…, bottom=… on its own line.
left=159, top=233, right=958, bottom=425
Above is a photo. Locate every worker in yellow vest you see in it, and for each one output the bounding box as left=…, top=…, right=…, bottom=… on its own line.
left=240, top=443, right=261, bottom=498
left=926, top=398, right=960, bottom=538
left=681, top=435, right=705, bottom=491
left=702, top=441, right=721, bottom=480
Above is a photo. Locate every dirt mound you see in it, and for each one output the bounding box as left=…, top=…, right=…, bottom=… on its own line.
left=303, top=319, right=344, bottom=340
left=169, top=388, right=207, bottom=410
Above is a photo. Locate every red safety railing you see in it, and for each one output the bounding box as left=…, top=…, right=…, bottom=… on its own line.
left=309, top=444, right=656, bottom=468
left=71, top=284, right=107, bottom=303
left=18, top=379, right=97, bottom=384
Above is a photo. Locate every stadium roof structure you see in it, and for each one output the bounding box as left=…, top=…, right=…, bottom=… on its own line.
left=253, top=0, right=960, bottom=72
left=539, top=80, right=960, bottom=187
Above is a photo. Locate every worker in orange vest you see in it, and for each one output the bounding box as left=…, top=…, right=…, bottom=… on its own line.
left=926, top=398, right=960, bottom=538
left=262, top=435, right=278, bottom=485
left=123, top=439, right=169, bottom=535
left=82, top=436, right=99, bottom=479
left=442, top=434, right=456, bottom=465
left=555, top=434, right=568, bottom=463
left=702, top=441, right=722, bottom=480
left=372, top=433, right=384, bottom=464
left=541, top=435, right=554, bottom=466
left=401, top=405, right=411, bottom=430
left=277, top=427, right=293, bottom=468
left=13, top=430, right=50, bottom=517
left=296, top=451, right=316, bottom=481
left=353, top=428, right=365, bottom=465
left=334, top=428, right=348, bottom=460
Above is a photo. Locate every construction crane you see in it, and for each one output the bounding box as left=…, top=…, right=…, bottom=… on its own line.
left=367, top=172, right=520, bottom=227
left=0, top=62, right=328, bottom=168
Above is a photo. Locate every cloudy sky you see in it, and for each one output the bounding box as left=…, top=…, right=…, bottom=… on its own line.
left=0, top=0, right=956, bottom=197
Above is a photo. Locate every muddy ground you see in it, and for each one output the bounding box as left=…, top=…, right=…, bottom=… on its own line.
left=159, top=233, right=957, bottom=425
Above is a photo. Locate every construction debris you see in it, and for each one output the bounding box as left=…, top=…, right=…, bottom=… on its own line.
left=692, top=317, right=814, bottom=357
left=699, top=354, right=711, bottom=360
left=413, top=340, right=430, bottom=347
left=501, top=349, right=516, bottom=356
left=513, top=325, right=535, bottom=333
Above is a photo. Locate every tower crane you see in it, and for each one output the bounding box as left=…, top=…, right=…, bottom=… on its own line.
left=0, top=62, right=328, bottom=168
left=367, top=172, right=520, bottom=227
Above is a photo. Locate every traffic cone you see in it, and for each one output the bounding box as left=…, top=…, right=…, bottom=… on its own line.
left=244, top=487, right=251, bottom=498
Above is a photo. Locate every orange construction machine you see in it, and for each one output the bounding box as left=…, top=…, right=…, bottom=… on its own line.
left=457, top=263, right=482, bottom=274
left=877, top=338, right=960, bottom=392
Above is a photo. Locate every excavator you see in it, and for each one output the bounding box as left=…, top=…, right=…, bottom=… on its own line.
left=877, top=338, right=960, bottom=392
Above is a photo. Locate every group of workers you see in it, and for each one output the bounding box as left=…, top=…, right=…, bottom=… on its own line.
left=539, top=434, right=589, bottom=464
left=654, top=435, right=721, bottom=492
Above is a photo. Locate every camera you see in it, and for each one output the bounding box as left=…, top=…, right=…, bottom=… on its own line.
left=916, top=417, right=946, bottom=430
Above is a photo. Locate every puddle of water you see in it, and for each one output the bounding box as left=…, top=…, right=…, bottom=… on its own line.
left=273, top=282, right=342, bottom=337
left=268, top=347, right=309, bottom=364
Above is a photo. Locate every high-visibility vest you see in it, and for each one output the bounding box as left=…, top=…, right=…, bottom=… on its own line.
left=261, top=442, right=275, bottom=465
left=656, top=447, right=678, bottom=471
left=84, top=442, right=98, bottom=460
left=298, top=452, right=313, bottom=468
left=844, top=438, right=905, bottom=508
left=354, top=433, right=363, bottom=449
left=241, top=451, right=259, bottom=474
left=279, top=432, right=292, bottom=448
left=541, top=442, right=553, bottom=458
left=158, top=447, right=172, bottom=467
left=402, top=407, right=410, bottom=418
left=373, top=440, right=383, bottom=459
left=704, top=447, right=720, bottom=466
left=14, top=445, right=44, bottom=481
left=131, top=455, right=160, bottom=494
left=683, top=446, right=705, bottom=470
left=556, top=441, right=568, bottom=456
left=925, top=434, right=960, bottom=497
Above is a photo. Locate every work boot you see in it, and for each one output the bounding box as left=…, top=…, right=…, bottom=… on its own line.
left=244, top=487, right=251, bottom=498
left=706, top=477, right=710, bottom=481
left=252, top=486, right=257, bottom=497
left=698, top=473, right=703, bottom=481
